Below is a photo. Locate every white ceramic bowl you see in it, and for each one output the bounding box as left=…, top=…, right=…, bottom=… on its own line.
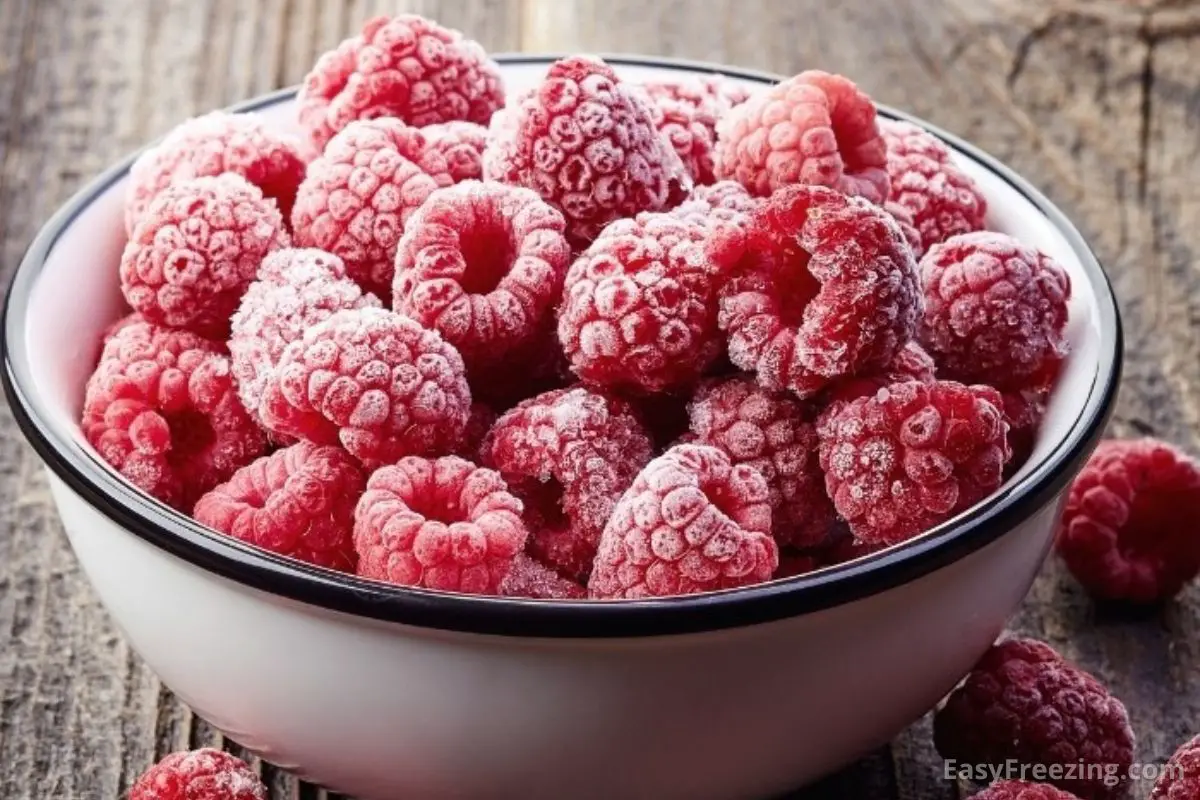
left=2, top=56, right=1121, bottom=800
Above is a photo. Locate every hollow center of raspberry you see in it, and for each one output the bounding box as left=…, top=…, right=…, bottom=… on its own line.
left=774, top=250, right=819, bottom=328
left=458, top=220, right=515, bottom=295
left=517, top=477, right=569, bottom=532
left=165, top=410, right=216, bottom=469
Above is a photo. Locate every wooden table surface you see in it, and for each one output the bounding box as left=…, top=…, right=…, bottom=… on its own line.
left=2, top=0, right=1199, bottom=797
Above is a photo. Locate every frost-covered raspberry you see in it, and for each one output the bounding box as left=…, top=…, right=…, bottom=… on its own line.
left=589, top=444, right=778, bottom=598
left=669, top=180, right=761, bottom=230
left=452, top=401, right=497, bottom=461
left=688, top=377, right=835, bottom=549
left=637, top=78, right=749, bottom=186
left=483, top=55, right=690, bottom=247
left=292, top=118, right=454, bottom=296
left=820, top=340, right=937, bottom=411
left=639, top=75, right=750, bottom=122
left=297, top=14, right=504, bottom=151
left=1002, top=387, right=1048, bottom=474
left=970, top=781, right=1083, bottom=800
left=125, top=111, right=307, bottom=236
left=393, top=181, right=570, bottom=369
left=465, top=318, right=572, bottom=409
left=1152, top=734, right=1200, bottom=800
left=558, top=211, right=722, bottom=393
left=880, top=119, right=953, bottom=163
left=421, top=121, right=489, bottom=183
left=354, top=455, right=527, bottom=593
left=481, top=387, right=654, bottom=581
left=500, top=553, right=587, bottom=599
left=714, top=70, right=889, bottom=202
left=920, top=232, right=1071, bottom=391
left=194, top=442, right=364, bottom=571
left=259, top=307, right=471, bottom=466
left=1056, top=439, right=1200, bottom=603
left=82, top=321, right=267, bottom=511
left=818, top=380, right=1010, bottom=545
left=885, top=200, right=926, bottom=259
left=710, top=184, right=921, bottom=398
left=129, top=748, right=266, bottom=800
left=120, top=174, right=291, bottom=337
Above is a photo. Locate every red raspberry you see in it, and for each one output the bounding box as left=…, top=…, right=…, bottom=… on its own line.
left=920, top=232, right=1071, bottom=391
left=969, top=781, right=1083, bottom=800
left=193, top=442, right=364, bottom=571
left=775, top=552, right=819, bottom=579
left=481, top=387, right=654, bottom=581
left=933, top=637, right=1135, bottom=800
left=820, top=340, right=937, bottom=411
left=392, top=181, right=570, bottom=370
left=710, top=184, right=921, bottom=398
left=589, top=443, right=778, bottom=598
left=130, top=748, right=266, bottom=800
left=482, top=55, right=690, bottom=247
left=639, top=75, right=750, bottom=122
left=633, top=86, right=722, bottom=186
left=669, top=180, right=762, bottom=230
left=421, top=121, right=489, bottom=183
left=499, top=553, right=587, bottom=600
left=1151, top=734, right=1200, bottom=800
left=125, top=111, right=307, bottom=236
left=465, top=318, right=572, bottom=409
left=1056, top=439, right=1200, bottom=603
left=885, top=200, right=926, bottom=259
left=258, top=307, right=471, bottom=467
left=1002, top=387, right=1048, bottom=475
left=688, top=377, right=835, bottom=549
left=291, top=118, right=454, bottom=297
left=81, top=321, right=267, bottom=512
left=714, top=70, right=889, bottom=203
left=887, top=151, right=988, bottom=252
left=818, top=380, right=1010, bottom=545
left=297, top=14, right=504, bottom=151
left=353, top=455, right=527, bottom=593
left=880, top=118, right=953, bottom=164
left=102, top=311, right=149, bottom=344
left=120, top=175, right=291, bottom=338
left=558, top=212, right=722, bottom=393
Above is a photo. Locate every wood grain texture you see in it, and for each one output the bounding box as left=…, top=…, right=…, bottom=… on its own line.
left=0, top=1, right=1198, bottom=798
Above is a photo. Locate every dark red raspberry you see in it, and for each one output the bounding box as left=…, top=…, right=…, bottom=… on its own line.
left=710, top=184, right=921, bottom=398
left=885, top=200, right=926, bottom=259
left=714, top=70, right=889, bottom=203
left=120, top=175, right=291, bottom=337
left=558, top=211, right=722, bottom=393
left=820, top=340, right=937, bottom=411
left=886, top=148, right=988, bottom=252
left=499, top=553, right=587, bottom=600
left=688, top=377, right=835, bottom=549
left=259, top=307, right=471, bottom=467
left=482, top=55, right=690, bottom=247
left=1003, top=387, right=1048, bottom=475
left=297, top=14, right=504, bottom=151
left=589, top=443, right=778, bottom=598
left=291, top=118, right=454, bottom=297
left=818, top=380, right=1010, bottom=545
left=125, top=111, right=307, bottom=236
left=465, top=317, right=572, bottom=409
left=1056, top=439, right=1200, bottom=603
left=392, top=180, right=570, bottom=370
left=775, top=552, right=819, bottom=579
left=920, top=232, right=1071, bottom=391
left=452, top=401, right=497, bottom=461
left=969, top=781, right=1083, bottom=800
left=1152, top=734, right=1200, bottom=800
left=82, top=321, right=267, bottom=511
left=817, top=524, right=885, bottom=565
left=354, top=455, right=527, bottom=593
left=933, top=637, right=1135, bottom=800
left=130, top=748, right=266, bottom=800
left=630, top=392, right=693, bottom=452
left=481, top=387, right=654, bottom=581
left=421, top=121, right=489, bottom=183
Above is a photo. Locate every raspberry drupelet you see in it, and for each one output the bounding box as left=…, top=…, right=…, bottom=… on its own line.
left=669, top=179, right=762, bottom=231
left=714, top=70, right=890, bottom=203
left=82, top=320, right=267, bottom=512
left=392, top=180, right=570, bottom=370
left=500, top=553, right=587, bottom=599
left=258, top=307, right=471, bottom=467
left=482, top=55, right=691, bottom=247
left=637, top=77, right=750, bottom=186
left=120, top=174, right=291, bottom=338
left=934, top=637, right=1135, bottom=800
left=880, top=118, right=954, bottom=164
left=421, top=121, right=490, bottom=183
left=297, top=14, right=505, bottom=151
left=129, top=748, right=266, bottom=800
left=709, top=183, right=922, bottom=399
left=589, top=443, right=778, bottom=599
left=820, top=339, right=938, bottom=412
left=194, top=442, right=365, bottom=572
left=1056, top=438, right=1200, bottom=603
left=969, top=781, right=1083, bottom=800
left=817, top=380, right=1011, bottom=546
left=354, top=455, right=527, bottom=593
left=1152, top=734, right=1200, bottom=800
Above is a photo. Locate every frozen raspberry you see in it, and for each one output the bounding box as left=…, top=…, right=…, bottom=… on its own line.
left=291, top=118, right=454, bottom=297
left=130, top=748, right=266, bottom=800
left=558, top=212, right=722, bottom=393
left=887, top=149, right=988, bottom=252
left=259, top=307, right=471, bottom=466
left=297, top=14, right=504, bottom=151
left=934, top=637, right=1135, bottom=800
left=775, top=552, right=819, bottom=579
left=820, top=340, right=937, bottom=411
left=589, top=443, right=778, bottom=598
left=669, top=180, right=761, bottom=229
left=120, top=175, right=291, bottom=337
left=920, top=232, right=1071, bottom=391
left=102, top=311, right=149, bottom=344
left=125, top=111, right=307, bottom=236
left=634, top=86, right=721, bottom=186
left=481, top=387, right=654, bottom=581
left=714, top=70, right=889, bottom=202
left=639, top=75, right=751, bottom=122
left=818, top=380, right=1010, bottom=545
left=393, top=181, right=570, bottom=369
left=969, top=781, right=1083, bottom=800
left=688, top=377, right=835, bottom=549
left=483, top=55, right=690, bottom=247
left=880, top=118, right=953, bottom=164
left=82, top=321, right=267, bottom=511
left=710, top=184, right=921, bottom=398
left=1003, top=387, right=1048, bottom=474
left=818, top=525, right=886, bottom=565
left=1151, top=734, right=1200, bottom=800
left=229, top=248, right=380, bottom=426
left=452, top=402, right=497, bottom=460
left=354, top=455, right=527, bottom=593
left=465, top=318, right=572, bottom=409
left=1056, top=439, right=1200, bottom=603
left=885, top=200, right=925, bottom=259
left=421, top=121, right=489, bottom=183
left=499, top=553, right=587, bottom=600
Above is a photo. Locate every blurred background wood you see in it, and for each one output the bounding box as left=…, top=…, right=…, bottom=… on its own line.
left=1, top=0, right=1198, bottom=797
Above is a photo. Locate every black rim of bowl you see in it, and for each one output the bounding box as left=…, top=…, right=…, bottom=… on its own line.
left=0, top=54, right=1123, bottom=638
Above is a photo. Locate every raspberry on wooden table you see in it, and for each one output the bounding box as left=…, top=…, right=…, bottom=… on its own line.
left=969, top=781, right=1083, bottom=800
left=130, top=749, right=265, bottom=800
left=421, top=121, right=490, bottom=183
left=1152, top=734, right=1200, bottom=800
left=499, top=553, right=587, bottom=600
